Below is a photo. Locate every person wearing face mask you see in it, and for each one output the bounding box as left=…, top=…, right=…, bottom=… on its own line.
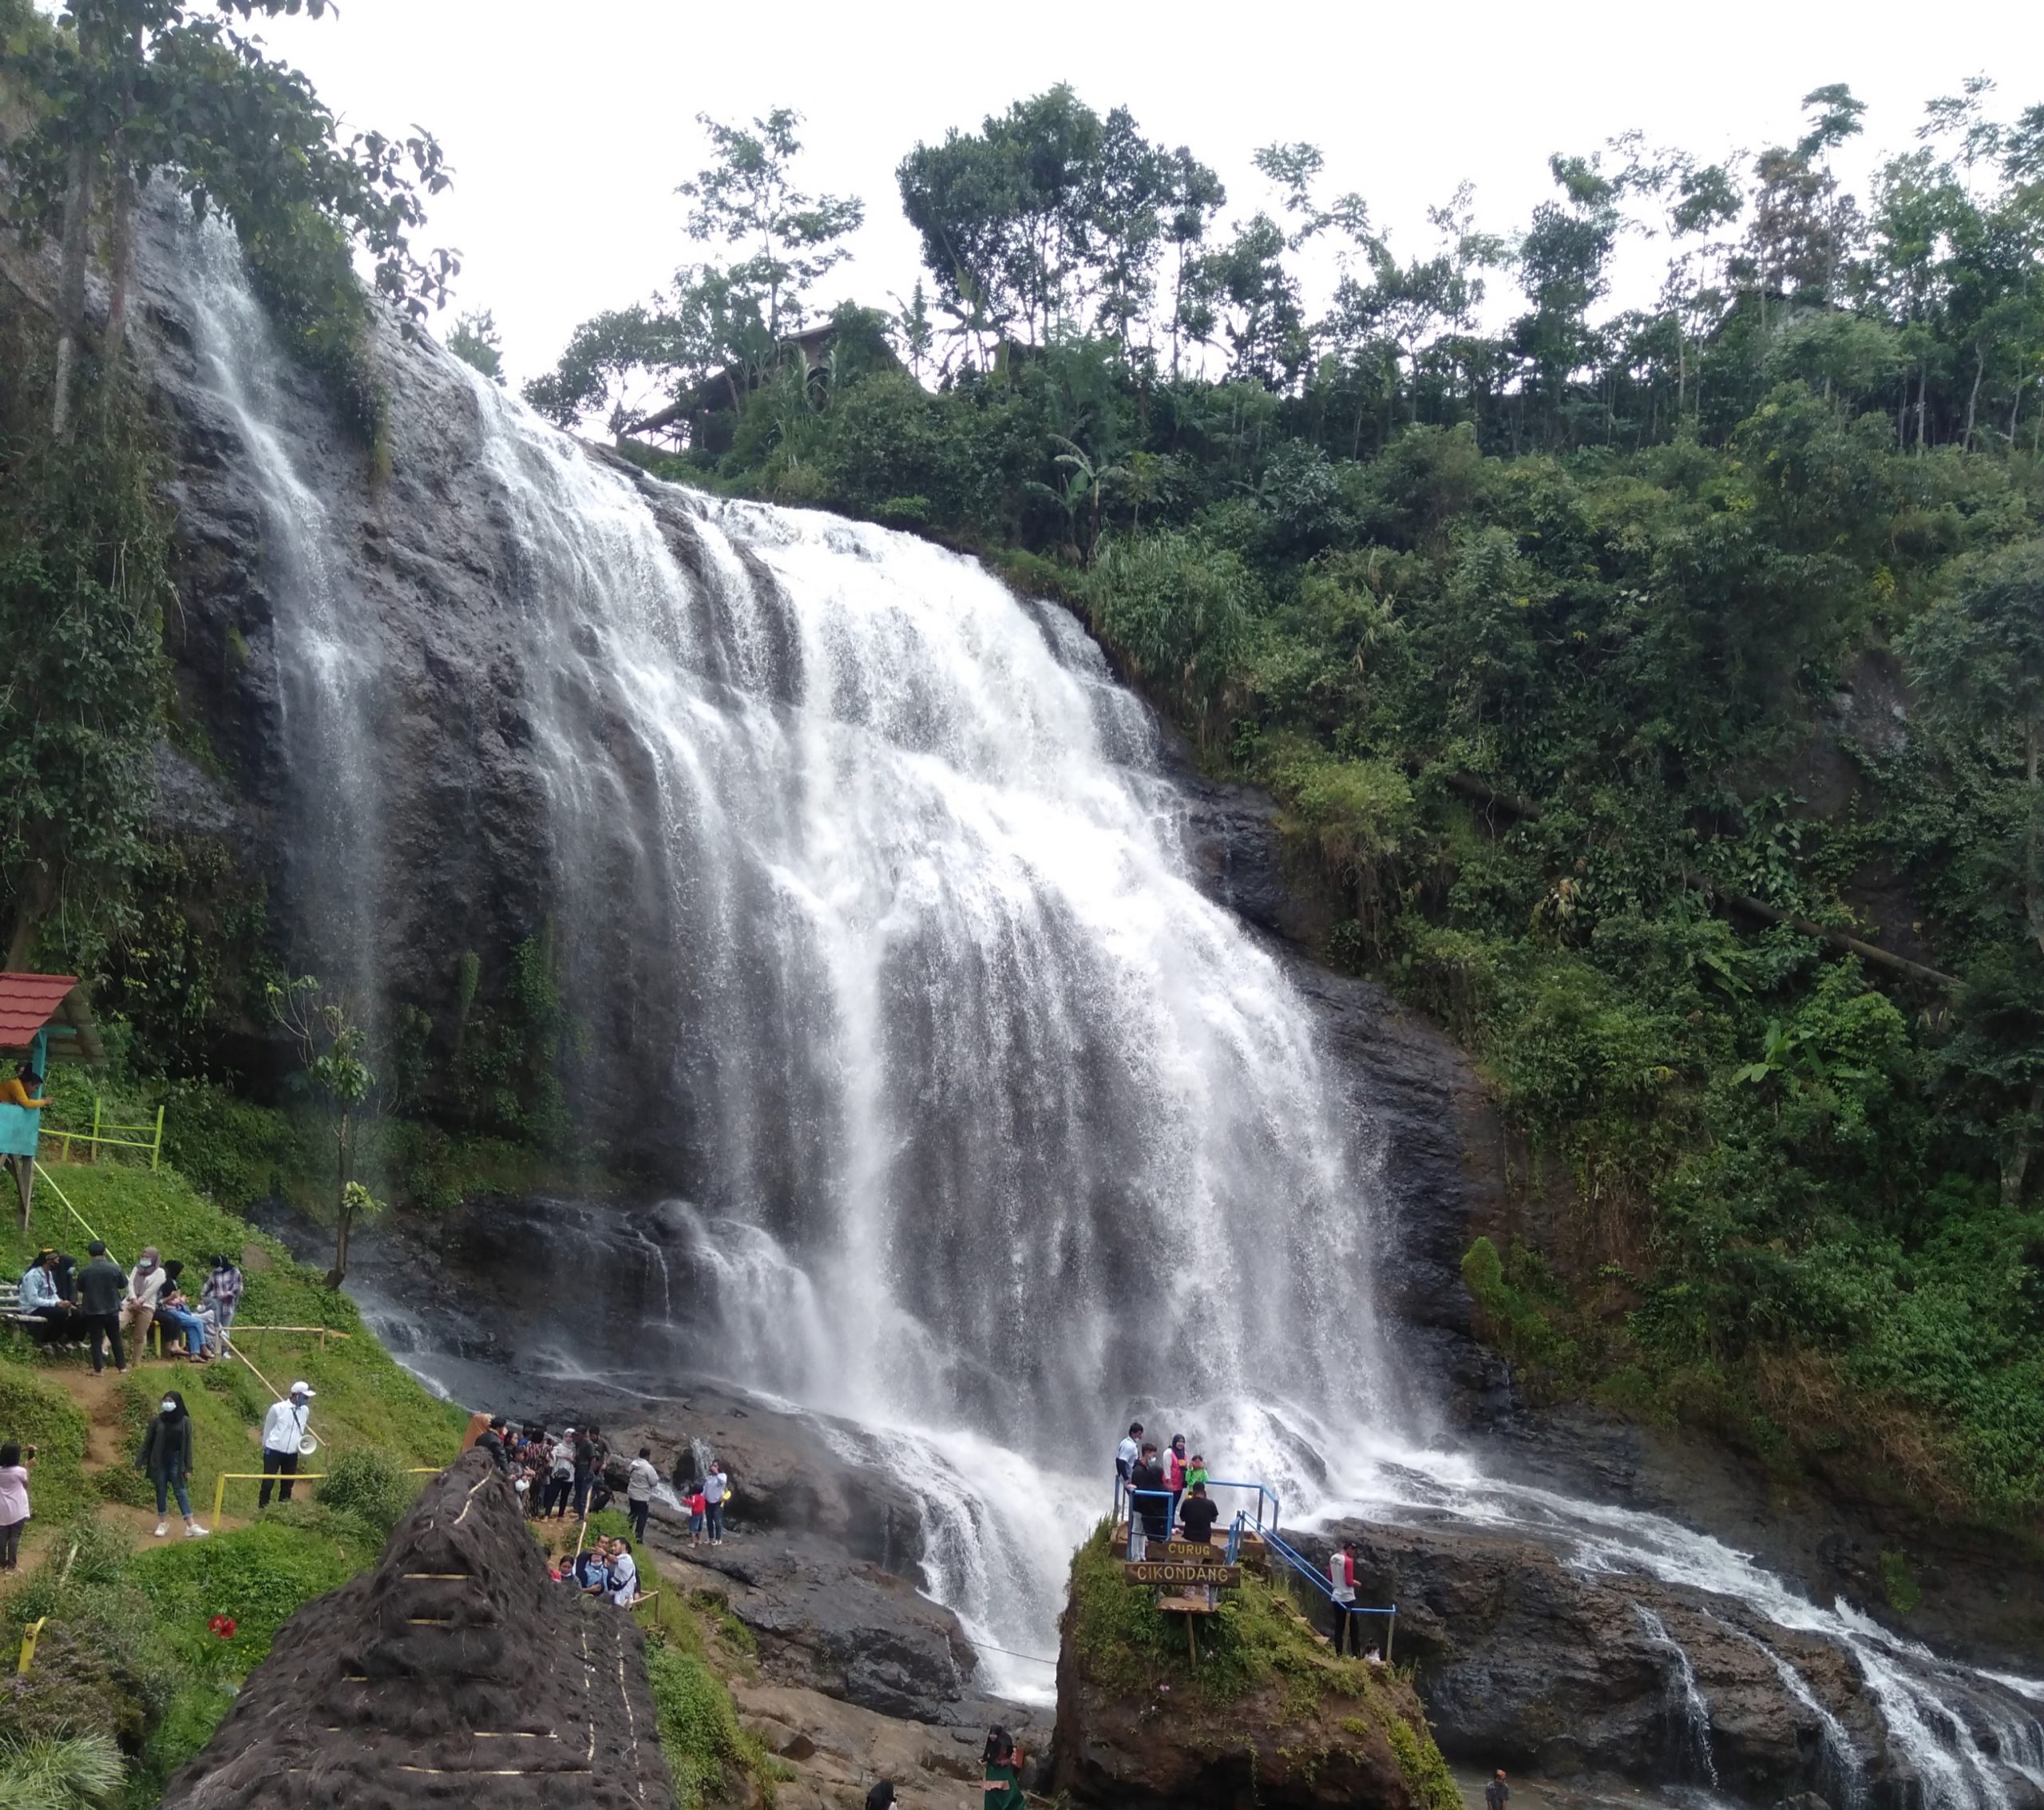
left=259, top=1382, right=315, bottom=1507
left=121, top=1248, right=166, bottom=1359
left=137, top=1391, right=208, bottom=1538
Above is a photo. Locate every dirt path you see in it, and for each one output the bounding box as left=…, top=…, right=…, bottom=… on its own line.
left=15, top=1359, right=265, bottom=1569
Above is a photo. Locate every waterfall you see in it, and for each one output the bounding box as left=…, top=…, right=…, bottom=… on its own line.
left=1634, top=1605, right=1720, bottom=1788
left=165, top=215, right=2043, bottom=1784
left=1768, top=1648, right=1868, bottom=1810
left=182, top=228, right=386, bottom=1006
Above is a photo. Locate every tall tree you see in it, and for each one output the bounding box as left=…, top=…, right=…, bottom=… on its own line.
left=528, top=107, right=859, bottom=428
left=897, top=86, right=1170, bottom=359
left=1160, top=146, right=1227, bottom=378
left=2, top=0, right=454, bottom=439
left=1511, top=152, right=1621, bottom=438
left=678, top=108, right=863, bottom=343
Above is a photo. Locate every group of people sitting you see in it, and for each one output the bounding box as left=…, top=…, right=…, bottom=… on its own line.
left=15, top=1243, right=244, bottom=1372
left=560, top=1533, right=642, bottom=1607
left=1114, top=1421, right=1221, bottom=1555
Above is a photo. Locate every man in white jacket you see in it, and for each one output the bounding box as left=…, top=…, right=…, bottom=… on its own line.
left=259, top=1382, right=315, bottom=1507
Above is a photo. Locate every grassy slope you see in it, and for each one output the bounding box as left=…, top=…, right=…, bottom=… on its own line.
left=0, top=1160, right=466, bottom=1797
left=0, top=1159, right=774, bottom=1809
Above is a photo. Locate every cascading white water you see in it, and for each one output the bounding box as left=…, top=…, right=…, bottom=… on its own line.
left=1634, top=1605, right=1721, bottom=1788
left=181, top=228, right=386, bottom=1002
left=171, top=216, right=2044, bottom=1788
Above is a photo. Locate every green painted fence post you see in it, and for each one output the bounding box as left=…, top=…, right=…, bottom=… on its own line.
left=90, top=1096, right=101, bottom=1163
left=152, top=1104, right=164, bottom=1170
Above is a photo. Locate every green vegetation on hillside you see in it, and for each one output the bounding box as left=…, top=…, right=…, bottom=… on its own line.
left=0, top=1161, right=463, bottom=1801
left=525, top=85, right=2044, bottom=1523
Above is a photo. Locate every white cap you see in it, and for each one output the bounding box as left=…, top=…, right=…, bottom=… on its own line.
left=564, top=1426, right=576, bottom=1434
left=290, top=1381, right=315, bottom=1396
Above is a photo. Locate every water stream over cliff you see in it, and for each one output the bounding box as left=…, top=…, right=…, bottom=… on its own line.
left=168, top=219, right=2042, bottom=1804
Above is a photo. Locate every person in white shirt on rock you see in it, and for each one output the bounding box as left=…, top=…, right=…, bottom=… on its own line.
left=1327, top=1539, right=1359, bottom=1655
left=626, top=1445, right=660, bottom=1542
left=259, top=1382, right=315, bottom=1507
left=702, top=1461, right=730, bottom=1545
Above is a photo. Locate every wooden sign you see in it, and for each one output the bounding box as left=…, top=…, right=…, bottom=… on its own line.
left=1138, top=1540, right=1235, bottom=1562
left=1125, top=1561, right=1241, bottom=1588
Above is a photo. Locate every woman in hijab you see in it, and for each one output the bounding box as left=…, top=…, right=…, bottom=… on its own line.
left=137, top=1390, right=208, bottom=1539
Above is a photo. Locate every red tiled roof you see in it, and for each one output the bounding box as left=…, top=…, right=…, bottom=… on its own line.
left=0, top=972, right=83, bottom=1048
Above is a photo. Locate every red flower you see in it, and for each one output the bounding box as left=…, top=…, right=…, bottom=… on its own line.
left=208, top=1615, right=237, bottom=1640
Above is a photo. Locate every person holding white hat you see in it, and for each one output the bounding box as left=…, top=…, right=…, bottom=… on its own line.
left=259, top=1381, right=315, bottom=1507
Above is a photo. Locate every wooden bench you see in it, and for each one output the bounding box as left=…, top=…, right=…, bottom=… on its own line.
left=0, top=1278, right=34, bottom=1329
left=0, top=1277, right=76, bottom=1344
left=2, top=1276, right=164, bottom=1354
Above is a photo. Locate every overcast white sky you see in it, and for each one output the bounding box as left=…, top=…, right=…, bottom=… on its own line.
left=249, top=0, right=2044, bottom=388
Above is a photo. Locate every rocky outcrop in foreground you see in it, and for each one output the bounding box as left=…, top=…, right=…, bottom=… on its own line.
left=162, top=1449, right=670, bottom=1808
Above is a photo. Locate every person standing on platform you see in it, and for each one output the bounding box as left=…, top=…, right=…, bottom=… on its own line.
left=1128, top=1444, right=1167, bottom=1559
left=1114, top=1420, right=1143, bottom=1518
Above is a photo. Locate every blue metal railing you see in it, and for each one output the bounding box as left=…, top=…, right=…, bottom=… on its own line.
left=1262, top=1525, right=1397, bottom=1659
left=1111, top=1474, right=1399, bottom=1657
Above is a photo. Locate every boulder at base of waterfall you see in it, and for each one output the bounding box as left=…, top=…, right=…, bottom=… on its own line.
left=1306, top=1516, right=2044, bottom=1810
left=1052, top=1526, right=1463, bottom=1810
left=160, top=1448, right=671, bottom=1809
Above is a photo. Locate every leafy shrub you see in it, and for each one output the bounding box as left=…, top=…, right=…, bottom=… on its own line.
left=1085, top=532, right=1259, bottom=742
left=1460, top=1238, right=1580, bottom=1388
left=316, top=1448, right=421, bottom=1539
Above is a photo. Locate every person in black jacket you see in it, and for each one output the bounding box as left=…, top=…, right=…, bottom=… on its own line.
left=475, top=1417, right=511, bottom=1474
left=75, top=1241, right=126, bottom=1374
left=137, top=1391, right=207, bottom=1539
left=1128, top=1444, right=1168, bottom=1557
